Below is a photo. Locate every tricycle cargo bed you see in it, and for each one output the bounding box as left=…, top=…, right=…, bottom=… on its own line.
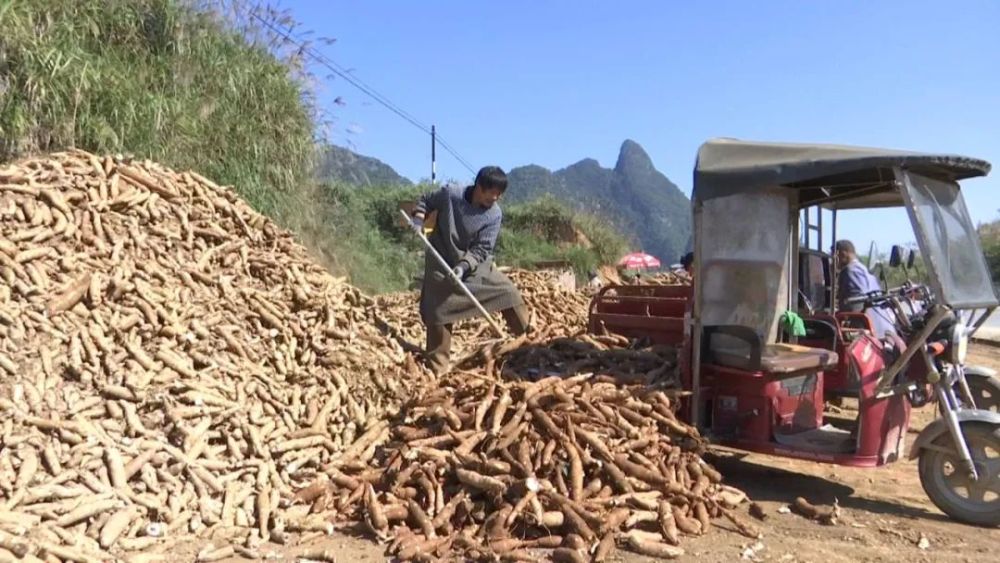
left=588, top=284, right=692, bottom=345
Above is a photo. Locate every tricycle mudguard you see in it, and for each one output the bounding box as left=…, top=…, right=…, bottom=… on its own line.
left=965, top=365, right=998, bottom=379
left=908, top=409, right=1000, bottom=460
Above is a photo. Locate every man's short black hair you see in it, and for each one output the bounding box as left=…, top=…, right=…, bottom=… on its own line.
left=680, top=252, right=694, bottom=268
left=475, top=166, right=508, bottom=192
left=835, top=240, right=856, bottom=254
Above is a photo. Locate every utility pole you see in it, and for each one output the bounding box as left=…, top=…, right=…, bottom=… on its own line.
left=431, top=125, right=437, bottom=184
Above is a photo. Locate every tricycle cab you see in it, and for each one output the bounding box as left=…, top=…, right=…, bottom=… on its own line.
left=588, top=139, right=1000, bottom=523
left=684, top=139, right=998, bottom=468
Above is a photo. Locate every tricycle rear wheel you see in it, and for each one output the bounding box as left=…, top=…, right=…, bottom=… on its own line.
left=918, top=423, right=1000, bottom=526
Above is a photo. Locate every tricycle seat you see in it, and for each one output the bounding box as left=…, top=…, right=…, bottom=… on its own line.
left=763, top=344, right=838, bottom=373
left=712, top=343, right=838, bottom=375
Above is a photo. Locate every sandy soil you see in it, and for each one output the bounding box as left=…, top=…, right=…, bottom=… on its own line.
left=171, top=345, right=1000, bottom=562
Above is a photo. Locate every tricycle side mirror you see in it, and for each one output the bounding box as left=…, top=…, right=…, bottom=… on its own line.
left=907, top=249, right=917, bottom=269
left=889, top=245, right=904, bottom=268
left=872, top=262, right=889, bottom=292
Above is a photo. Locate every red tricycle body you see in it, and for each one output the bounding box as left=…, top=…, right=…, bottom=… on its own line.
left=588, top=286, right=912, bottom=467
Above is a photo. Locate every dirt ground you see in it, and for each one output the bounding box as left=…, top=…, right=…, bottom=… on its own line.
left=180, top=345, right=1000, bottom=563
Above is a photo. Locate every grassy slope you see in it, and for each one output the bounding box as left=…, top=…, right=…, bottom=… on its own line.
left=0, top=0, right=315, bottom=221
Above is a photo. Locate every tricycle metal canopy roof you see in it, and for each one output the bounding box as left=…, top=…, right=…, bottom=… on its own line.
left=693, top=138, right=991, bottom=209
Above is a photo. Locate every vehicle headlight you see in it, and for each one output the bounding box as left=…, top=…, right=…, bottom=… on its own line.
left=950, top=323, right=968, bottom=364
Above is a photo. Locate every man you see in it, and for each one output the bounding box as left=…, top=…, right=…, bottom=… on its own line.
left=680, top=252, right=694, bottom=276
left=835, top=239, right=881, bottom=311
left=409, top=166, right=529, bottom=374
left=836, top=239, right=895, bottom=337
left=587, top=270, right=604, bottom=289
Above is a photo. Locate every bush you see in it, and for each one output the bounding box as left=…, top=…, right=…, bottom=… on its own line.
left=500, top=195, right=629, bottom=276
left=311, top=183, right=426, bottom=293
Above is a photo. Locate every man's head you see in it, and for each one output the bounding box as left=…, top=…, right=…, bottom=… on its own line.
left=835, top=240, right=856, bottom=266
left=472, top=166, right=507, bottom=208
left=680, top=252, right=694, bottom=273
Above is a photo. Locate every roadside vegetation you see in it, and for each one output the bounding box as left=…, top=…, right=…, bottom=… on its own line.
left=980, top=215, right=1000, bottom=288
left=0, top=0, right=321, bottom=222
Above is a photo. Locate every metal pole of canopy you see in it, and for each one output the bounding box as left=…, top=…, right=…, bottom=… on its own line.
left=831, top=209, right=839, bottom=312
left=690, top=203, right=704, bottom=428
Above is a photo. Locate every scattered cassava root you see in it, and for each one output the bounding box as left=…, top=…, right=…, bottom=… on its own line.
left=792, top=497, right=842, bottom=525
left=298, top=334, right=759, bottom=561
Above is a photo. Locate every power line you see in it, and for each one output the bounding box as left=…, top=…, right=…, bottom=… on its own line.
left=244, top=10, right=477, bottom=175
left=435, top=137, right=476, bottom=174
left=247, top=13, right=429, bottom=133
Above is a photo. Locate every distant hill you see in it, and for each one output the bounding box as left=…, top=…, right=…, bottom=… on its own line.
left=318, top=144, right=412, bottom=187
left=506, top=140, right=691, bottom=264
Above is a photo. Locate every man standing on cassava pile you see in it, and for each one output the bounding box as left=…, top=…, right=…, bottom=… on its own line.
left=409, top=166, right=530, bottom=375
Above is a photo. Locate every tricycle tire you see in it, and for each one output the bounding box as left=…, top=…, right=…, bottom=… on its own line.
left=918, top=422, right=1000, bottom=526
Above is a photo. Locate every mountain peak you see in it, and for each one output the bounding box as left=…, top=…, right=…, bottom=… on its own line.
left=620, top=139, right=645, bottom=153
left=566, top=157, right=602, bottom=169
left=506, top=141, right=691, bottom=262
left=616, top=139, right=655, bottom=174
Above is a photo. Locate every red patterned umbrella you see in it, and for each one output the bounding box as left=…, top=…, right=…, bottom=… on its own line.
left=617, top=252, right=661, bottom=270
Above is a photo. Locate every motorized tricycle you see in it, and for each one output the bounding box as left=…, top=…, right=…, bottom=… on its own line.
left=590, top=139, right=1000, bottom=525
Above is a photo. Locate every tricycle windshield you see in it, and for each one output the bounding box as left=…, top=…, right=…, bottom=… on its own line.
left=900, top=170, right=998, bottom=309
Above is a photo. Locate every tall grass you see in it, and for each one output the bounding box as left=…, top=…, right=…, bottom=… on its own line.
left=317, top=183, right=427, bottom=293
left=0, top=0, right=317, bottom=223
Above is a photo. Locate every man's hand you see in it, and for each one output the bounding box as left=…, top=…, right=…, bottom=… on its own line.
left=409, top=214, right=424, bottom=234
left=452, top=262, right=468, bottom=280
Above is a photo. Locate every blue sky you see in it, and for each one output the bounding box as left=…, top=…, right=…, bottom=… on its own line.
left=280, top=0, right=999, bottom=253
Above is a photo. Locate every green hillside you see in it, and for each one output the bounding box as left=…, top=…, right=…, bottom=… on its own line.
left=323, top=140, right=693, bottom=265
left=980, top=214, right=1000, bottom=285
left=0, top=0, right=315, bottom=222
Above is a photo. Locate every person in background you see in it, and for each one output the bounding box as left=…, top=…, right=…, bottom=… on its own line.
left=409, top=166, right=530, bottom=375
left=588, top=270, right=604, bottom=289
left=680, top=252, right=694, bottom=276
left=836, top=239, right=895, bottom=337
left=835, top=239, right=881, bottom=311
